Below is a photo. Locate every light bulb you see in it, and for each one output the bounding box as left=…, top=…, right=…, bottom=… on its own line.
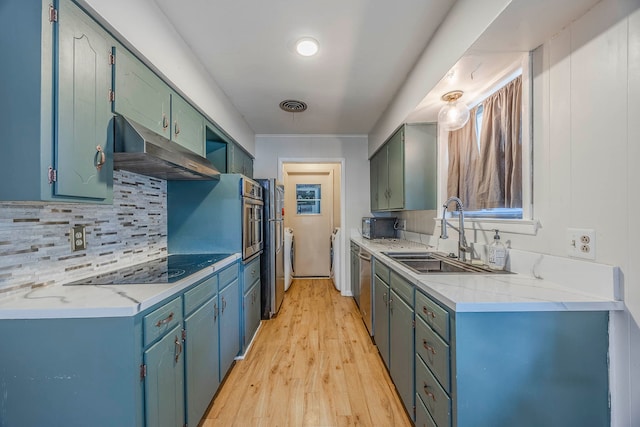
left=438, top=91, right=470, bottom=131
left=296, top=38, right=319, bottom=57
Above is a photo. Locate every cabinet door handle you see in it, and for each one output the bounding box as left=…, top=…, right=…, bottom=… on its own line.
left=422, top=339, right=436, bottom=355
left=383, top=292, right=387, bottom=305
left=155, top=312, right=174, bottom=327
left=94, top=145, right=106, bottom=171
left=162, top=114, right=169, bottom=130
left=214, top=302, right=218, bottom=321
left=222, top=297, right=226, bottom=313
left=174, top=121, right=180, bottom=136
left=423, top=383, right=436, bottom=401
left=422, top=306, right=436, bottom=319
left=174, top=335, right=182, bottom=363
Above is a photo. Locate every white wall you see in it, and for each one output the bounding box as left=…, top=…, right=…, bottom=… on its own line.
left=527, top=4, right=639, bottom=423
left=254, top=135, right=370, bottom=294
left=368, top=0, right=511, bottom=154
left=431, top=1, right=639, bottom=424
left=80, top=0, right=256, bottom=154
left=254, top=135, right=370, bottom=232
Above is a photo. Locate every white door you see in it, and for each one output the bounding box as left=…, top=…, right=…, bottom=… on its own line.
left=285, top=170, right=333, bottom=277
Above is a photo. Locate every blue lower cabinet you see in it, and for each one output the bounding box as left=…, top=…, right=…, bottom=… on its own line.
left=389, top=289, right=414, bottom=419
left=143, top=324, right=185, bottom=427
left=185, top=297, right=219, bottom=426
left=0, top=317, right=143, bottom=426
left=374, top=274, right=390, bottom=367
left=219, top=277, right=241, bottom=379
left=416, top=393, right=438, bottom=427
left=243, top=279, right=261, bottom=351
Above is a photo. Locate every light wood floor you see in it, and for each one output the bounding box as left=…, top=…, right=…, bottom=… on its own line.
left=200, top=278, right=412, bottom=427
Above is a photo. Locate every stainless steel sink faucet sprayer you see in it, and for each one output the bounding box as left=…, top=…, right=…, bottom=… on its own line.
left=440, top=197, right=471, bottom=262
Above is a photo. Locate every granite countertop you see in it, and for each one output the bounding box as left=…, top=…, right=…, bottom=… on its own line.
left=0, top=254, right=240, bottom=320
left=351, top=235, right=623, bottom=313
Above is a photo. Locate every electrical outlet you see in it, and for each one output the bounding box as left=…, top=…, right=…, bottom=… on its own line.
left=567, top=228, right=595, bottom=260
left=71, top=225, right=86, bottom=251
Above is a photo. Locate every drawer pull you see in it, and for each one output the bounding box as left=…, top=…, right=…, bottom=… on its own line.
left=422, top=306, right=436, bottom=319
left=155, top=312, right=174, bottom=327
left=174, top=335, right=182, bottom=363
left=423, top=383, right=437, bottom=401
left=422, top=339, right=437, bottom=354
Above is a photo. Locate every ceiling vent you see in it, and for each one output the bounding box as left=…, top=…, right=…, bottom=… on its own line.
left=279, top=100, right=307, bottom=113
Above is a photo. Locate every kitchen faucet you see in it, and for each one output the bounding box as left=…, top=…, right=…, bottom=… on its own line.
left=440, top=196, right=471, bottom=262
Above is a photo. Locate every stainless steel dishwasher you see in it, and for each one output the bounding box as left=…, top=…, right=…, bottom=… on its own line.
left=358, top=246, right=373, bottom=335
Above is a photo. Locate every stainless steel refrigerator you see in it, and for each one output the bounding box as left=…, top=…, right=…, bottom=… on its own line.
left=257, top=179, right=285, bottom=318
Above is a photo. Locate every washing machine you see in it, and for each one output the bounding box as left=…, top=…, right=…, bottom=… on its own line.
left=284, top=227, right=294, bottom=291
left=330, top=228, right=341, bottom=291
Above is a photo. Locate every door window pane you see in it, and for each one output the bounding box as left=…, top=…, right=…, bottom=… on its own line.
left=296, top=184, right=321, bottom=215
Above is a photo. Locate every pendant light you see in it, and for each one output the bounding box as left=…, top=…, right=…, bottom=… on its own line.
left=438, top=90, right=470, bottom=131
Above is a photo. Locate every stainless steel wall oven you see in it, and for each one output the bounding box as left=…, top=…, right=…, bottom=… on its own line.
left=241, top=178, right=264, bottom=260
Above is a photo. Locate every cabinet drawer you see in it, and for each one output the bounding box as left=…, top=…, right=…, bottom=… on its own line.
left=415, top=393, right=438, bottom=427
left=219, top=262, right=239, bottom=290
left=390, top=270, right=413, bottom=305
left=243, top=256, right=260, bottom=291
left=416, top=316, right=450, bottom=392
left=144, top=297, right=183, bottom=347
left=416, top=354, right=451, bottom=427
left=184, top=274, right=217, bottom=315
left=416, top=291, right=449, bottom=342
left=373, top=258, right=390, bottom=283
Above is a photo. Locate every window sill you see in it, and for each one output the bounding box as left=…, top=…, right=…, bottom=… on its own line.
left=435, top=217, right=541, bottom=236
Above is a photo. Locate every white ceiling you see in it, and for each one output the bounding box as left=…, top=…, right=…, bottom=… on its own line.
left=152, top=0, right=457, bottom=135
left=150, top=0, right=603, bottom=137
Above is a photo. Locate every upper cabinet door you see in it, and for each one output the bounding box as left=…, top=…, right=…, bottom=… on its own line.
left=112, top=46, right=171, bottom=138
left=171, top=94, right=205, bottom=156
left=56, top=0, right=112, bottom=200
left=386, top=128, right=405, bottom=210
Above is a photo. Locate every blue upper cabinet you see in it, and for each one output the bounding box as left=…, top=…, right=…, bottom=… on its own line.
left=370, top=123, right=438, bottom=212
left=112, top=46, right=205, bottom=157
left=56, top=0, right=112, bottom=200
left=112, top=45, right=172, bottom=139
left=0, top=0, right=113, bottom=203
left=171, top=93, right=205, bottom=156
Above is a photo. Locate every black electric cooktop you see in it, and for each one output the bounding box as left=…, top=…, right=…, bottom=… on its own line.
left=65, top=253, right=234, bottom=285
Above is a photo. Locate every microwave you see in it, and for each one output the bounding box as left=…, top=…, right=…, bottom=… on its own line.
left=362, top=217, right=397, bottom=239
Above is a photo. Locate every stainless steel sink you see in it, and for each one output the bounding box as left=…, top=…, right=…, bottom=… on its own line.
left=381, top=251, right=512, bottom=275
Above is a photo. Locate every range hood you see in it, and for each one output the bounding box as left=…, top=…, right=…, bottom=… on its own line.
left=113, top=115, right=220, bottom=180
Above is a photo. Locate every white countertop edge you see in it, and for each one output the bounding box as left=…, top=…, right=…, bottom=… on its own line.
left=0, top=253, right=241, bottom=320
left=0, top=306, right=141, bottom=320
left=450, top=300, right=626, bottom=313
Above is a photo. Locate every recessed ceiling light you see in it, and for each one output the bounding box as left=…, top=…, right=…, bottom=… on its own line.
left=296, top=37, right=319, bottom=57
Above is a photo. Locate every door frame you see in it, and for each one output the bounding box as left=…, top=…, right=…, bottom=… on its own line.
left=278, top=157, right=348, bottom=295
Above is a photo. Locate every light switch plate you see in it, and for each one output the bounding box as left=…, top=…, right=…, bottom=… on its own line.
left=567, top=228, right=595, bottom=260
left=71, top=225, right=86, bottom=251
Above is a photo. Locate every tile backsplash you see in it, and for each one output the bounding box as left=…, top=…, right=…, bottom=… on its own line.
left=0, top=170, right=167, bottom=295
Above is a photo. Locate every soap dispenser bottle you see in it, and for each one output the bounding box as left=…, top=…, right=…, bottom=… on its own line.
left=488, top=229, right=507, bottom=270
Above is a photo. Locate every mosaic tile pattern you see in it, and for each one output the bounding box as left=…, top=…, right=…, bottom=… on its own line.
left=0, top=171, right=167, bottom=294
